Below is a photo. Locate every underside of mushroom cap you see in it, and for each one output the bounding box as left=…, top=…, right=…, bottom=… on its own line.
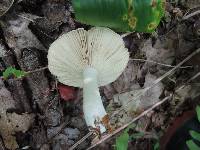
left=48, top=27, right=129, bottom=88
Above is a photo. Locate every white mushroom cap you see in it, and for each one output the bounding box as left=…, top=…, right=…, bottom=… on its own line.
left=48, top=27, right=129, bottom=87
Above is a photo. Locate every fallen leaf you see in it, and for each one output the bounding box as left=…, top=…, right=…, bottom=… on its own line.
left=113, top=61, right=139, bottom=93
left=114, top=73, right=163, bottom=113
left=2, top=15, right=45, bottom=57
left=58, top=84, right=76, bottom=101
left=0, top=81, right=34, bottom=149
left=141, top=39, right=175, bottom=76
left=3, top=66, right=26, bottom=79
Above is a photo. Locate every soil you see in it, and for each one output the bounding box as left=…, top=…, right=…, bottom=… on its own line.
left=0, top=0, right=200, bottom=150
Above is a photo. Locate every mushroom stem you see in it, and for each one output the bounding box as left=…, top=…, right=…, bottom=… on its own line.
left=83, top=67, right=107, bottom=133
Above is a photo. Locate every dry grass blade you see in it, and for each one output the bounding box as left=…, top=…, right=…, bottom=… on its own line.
left=176, top=71, right=200, bottom=93
left=0, top=0, right=15, bottom=17
left=130, top=58, right=192, bottom=69
left=121, top=32, right=134, bottom=38
left=69, top=132, right=93, bottom=150
left=183, top=9, right=200, bottom=20
left=26, top=66, right=48, bottom=74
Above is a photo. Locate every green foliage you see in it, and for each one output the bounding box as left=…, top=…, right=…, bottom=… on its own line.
left=115, top=124, right=145, bottom=150
left=115, top=127, right=130, bottom=150
left=72, top=0, right=165, bottom=33
left=186, top=106, right=200, bottom=150
left=189, top=130, right=200, bottom=141
left=196, top=106, right=200, bottom=122
left=186, top=140, right=200, bottom=150
left=153, top=141, right=160, bottom=150
left=3, top=67, right=26, bottom=79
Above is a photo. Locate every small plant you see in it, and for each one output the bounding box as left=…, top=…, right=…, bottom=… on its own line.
left=3, top=67, right=26, bottom=79
left=186, top=106, right=200, bottom=150
left=115, top=127, right=130, bottom=150
left=153, top=140, right=160, bottom=150
left=115, top=124, right=161, bottom=150
left=115, top=124, right=145, bottom=150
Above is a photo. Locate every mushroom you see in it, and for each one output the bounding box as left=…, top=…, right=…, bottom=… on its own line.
left=48, top=27, right=129, bottom=133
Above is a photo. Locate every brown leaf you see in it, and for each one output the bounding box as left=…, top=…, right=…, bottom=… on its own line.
left=0, top=81, right=34, bottom=149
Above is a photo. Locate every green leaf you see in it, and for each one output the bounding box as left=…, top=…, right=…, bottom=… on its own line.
left=130, top=132, right=144, bottom=140
left=3, top=67, right=13, bottom=79
left=3, top=67, right=26, bottom=79
left=186, top=140, right=200, bottom=150
left=115, top=124, right=137, bottom=150
left=154, top=142, right=159, bottom=150
left=190, top=130, right=200, bottom=141
left=196, top=105, right=200, bottom=122
left=72, top=0, right=165, bottom=33
left=115, top=124, right=138, bottom=150
left=115, top=128, right=129, bottom=150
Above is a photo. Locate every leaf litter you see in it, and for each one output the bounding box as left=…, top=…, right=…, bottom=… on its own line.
left=0, top=80, right=34, bottom=149
left=0, top=0, right=200, bottom=150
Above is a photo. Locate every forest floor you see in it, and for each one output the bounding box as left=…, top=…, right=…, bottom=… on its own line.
left=0, top=0, right=200, bottom=150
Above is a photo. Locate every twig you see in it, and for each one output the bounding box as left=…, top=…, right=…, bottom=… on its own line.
left=121, top=32, right=134, bottom=38
left=130, top=58, right=192, bottom=69
left=17, top=14, right=34, bottom=22
left=188, top=72, right=200, bottom=82
left=169, top=71, right=200, bottom=115
left=183, top=10, right=200, bottom=20
left=0, top=0, right=15, bottom=17
left=26, top=66, right=48, bottom=74
left=69, top=95, right=171, bottom=150
left=69, top=132, right=93, bottom=150
left=48, top=121, right=70, bottom=141
left=17, top=13, right=44, bottom=22
left=87, top=95, right=172, bottom=150
left=176, top=71, right=200, bottom=93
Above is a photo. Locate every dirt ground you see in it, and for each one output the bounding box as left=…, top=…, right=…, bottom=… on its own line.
left=0, top=0, right=200, bottom=150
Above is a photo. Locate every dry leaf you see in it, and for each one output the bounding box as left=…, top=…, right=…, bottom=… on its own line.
left=113, top=61, right=139, bottom=93
left=2, top=15, right=45, bottom=57
left=114, top=73, right=163, bottom=113
left=103, top=61, right=140, bottom=100
left=141, top=39, right=175, bottom=76
left=0, top=82, right=34, bottom=150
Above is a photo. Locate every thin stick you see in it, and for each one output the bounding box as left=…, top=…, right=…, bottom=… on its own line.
left=26, top=66, right=48, bottom=74
left=17, top=14, right=34, bottom=22
left=121, top=32, right=134, bottom=38
left=87, top=95, right=172, bottom=150
left=69, top=132, right=93, bottom=150
left=0, top=0, right=15, bottom=17
left=183, top=10, right=200, bottom=20
left=188, top=72, right=200, bottom=82
left=176, top=71, right=200, bottom=93
left=130, top=58, right=192, bottom=69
